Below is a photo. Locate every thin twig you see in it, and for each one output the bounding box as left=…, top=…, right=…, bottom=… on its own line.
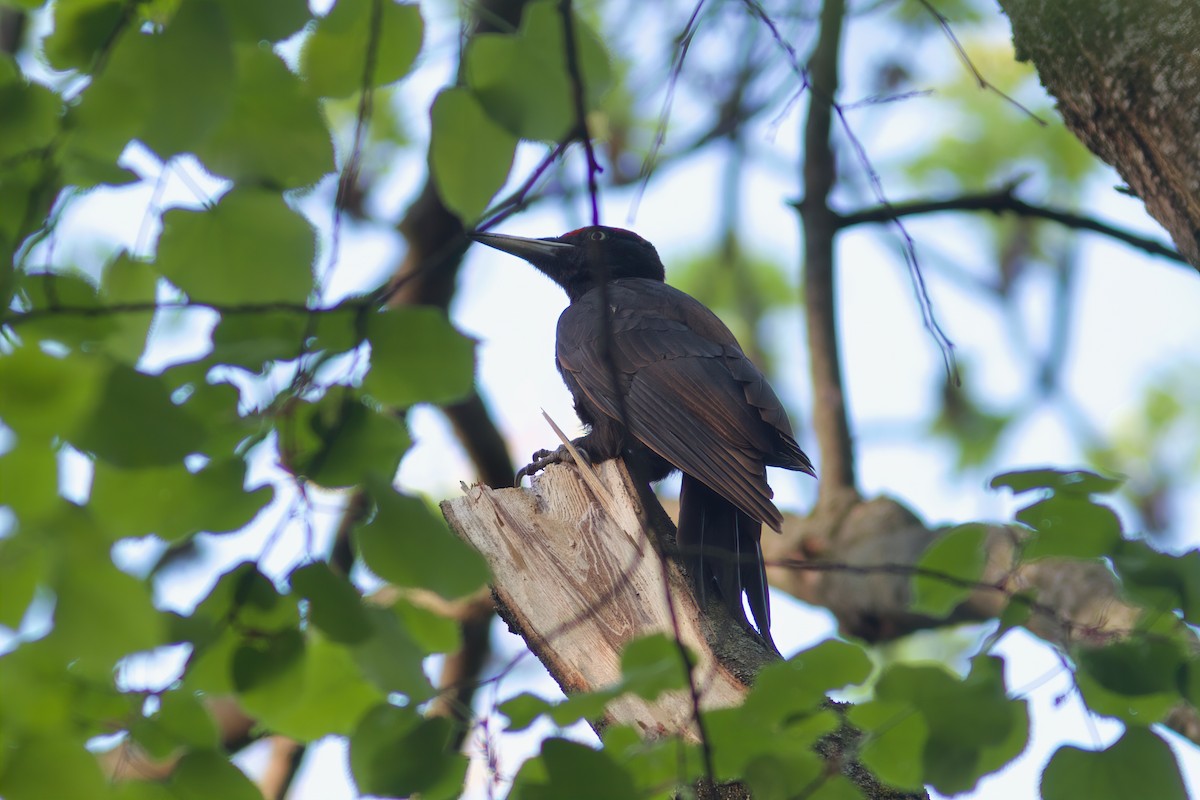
left=833, top=186, right=1187, bottom=264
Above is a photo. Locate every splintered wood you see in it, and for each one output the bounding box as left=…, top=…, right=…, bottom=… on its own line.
left=441, top=460, right=751, bottom=739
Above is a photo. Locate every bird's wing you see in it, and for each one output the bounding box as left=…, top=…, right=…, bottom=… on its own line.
left=556, top=281, right=788, bottom=529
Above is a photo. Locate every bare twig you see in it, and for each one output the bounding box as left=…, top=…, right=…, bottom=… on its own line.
left=833, top=186, right=1187, bottom=264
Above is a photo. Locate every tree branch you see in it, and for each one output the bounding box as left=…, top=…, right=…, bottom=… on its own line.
left=833, top=186, right=1187, bottom=265
left=799, top=0, right=857, bottom=506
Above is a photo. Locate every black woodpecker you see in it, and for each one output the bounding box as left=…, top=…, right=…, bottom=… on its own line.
left=471, top=226, right=814, bottom=652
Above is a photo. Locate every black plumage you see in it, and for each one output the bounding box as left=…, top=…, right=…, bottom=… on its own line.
left=471, top=226, right=814, bottom=651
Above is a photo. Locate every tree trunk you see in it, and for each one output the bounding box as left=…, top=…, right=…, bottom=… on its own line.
left=997, top=0, right=1200, bottom=270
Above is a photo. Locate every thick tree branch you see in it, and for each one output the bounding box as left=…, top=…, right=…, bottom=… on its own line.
left=799, top=0, right=857, bottom=506
left=996, top=0, right=1200, bottom=271
left=834, top=186, right=1186, bottom=265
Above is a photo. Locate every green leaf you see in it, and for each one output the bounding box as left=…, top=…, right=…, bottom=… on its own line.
left=196, top=45, right=335, bottom=188
left=363, top=307, right=475, bottom=408
left=1018, top=494, right=1122, bottom=560
left=847, top=701, right=928, bottom=791
left=0, top=532, right=47, bottom=628
left=131, top=690, right=218, bottom=760
left=90, top=458, right=272, bottom=541
left=350, top=605, right=431, bottom=697
left=0, top=80, right=60, bottom=161
left=991, top=467, right=1122, bottom=496
left=0, top=347, right=103, bottom=443
left=213, top=0, right=310, bottom=42
left=244, top=631, right=384, bottom=741
left=209, top=310, right=309, bottom=370
left=232, top=628, right=306, bottom=719
left=465, top=0, right=612, bottom=141
left=0, top=441, right=59, bottom=524
left=169, top=749, right=261, bottom=800
left=68, top=0, right=235, bottom=161
left=428, top=87, right=516, bottom=222
left=73, top=362, right=207, bottom=468
left=48, top=507, right=165, bottom=676
left=99, top=253, right=159, bottom=364
left=1112, top=540, right=1200, bottom=623
left=356, top=481, right=488, bottom=599
left=155, top=188, right=315, bottom=305
left=286, top=394, right=410, bottom=488
left=350, top=704, right=465, bottom=797
left=44, top=0, right=127, bottom=71
left=1076, top=637, right=1184, bottom=723
left=500, top=692, right=555, bottom=732
left=300, top=0, right=423, bottom=99
left=743, top=639, right=872, bottom=726
left=911, top=523, right=989, bottom=617
left=539, top=738, right=637, bottom=800
left=13, top=271, right=117, bottom=350
left=618, top=634, right=688, bottom=700
left=0, top=734, right=111, bottom=799
left=391, top=597, right=461, bottom=653
left=1041, top=727, right=1186, bottom=800
left=290, top=562, right=373, bottom=645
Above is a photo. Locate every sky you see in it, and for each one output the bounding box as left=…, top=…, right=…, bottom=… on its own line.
left=8, top=0, right=1200, bottom=797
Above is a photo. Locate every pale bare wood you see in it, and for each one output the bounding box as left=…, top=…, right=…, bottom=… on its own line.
left=440, top=460, right=776, bottom=739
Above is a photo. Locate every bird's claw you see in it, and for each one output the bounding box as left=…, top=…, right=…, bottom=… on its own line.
left=515, top=443, right=592, bottom=484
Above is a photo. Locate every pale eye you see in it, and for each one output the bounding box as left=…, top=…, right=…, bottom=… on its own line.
left=590, top=230, right=606, bottom=241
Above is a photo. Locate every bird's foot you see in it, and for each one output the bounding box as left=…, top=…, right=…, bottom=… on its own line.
left=515, top=442, right=592, bottom=484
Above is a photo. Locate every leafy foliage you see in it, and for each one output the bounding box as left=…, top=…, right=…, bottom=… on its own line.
left=0, top=0, right=1195, bottom=799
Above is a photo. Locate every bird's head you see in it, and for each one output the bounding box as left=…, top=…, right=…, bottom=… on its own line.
left=470, top=226, right=665, bottom=301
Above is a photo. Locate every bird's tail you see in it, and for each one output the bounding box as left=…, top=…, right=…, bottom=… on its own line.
left=677, top=474, right=778, bottom=653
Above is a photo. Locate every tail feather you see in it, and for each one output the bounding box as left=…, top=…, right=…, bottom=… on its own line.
left=677, top=474, right=777, bottom=652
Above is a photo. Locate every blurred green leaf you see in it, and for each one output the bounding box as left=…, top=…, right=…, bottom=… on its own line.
left=213, top=0, right=309, bottom=42
left=43, top=0, right=127, bottom=71
left=285, top=393, right=410, bottom=488
left=0, top=79, right=60, bottom=161
left=209, top=310, right=309, bottom=371
left=0, top=441, right=59, bottom=524
left=429, top=87, right=516, bottom=222
left=68, top=0, right=235, bottom=162
left=47, top=506, right=165, bottom=676
left=169, top=749, right=262, bottom=800
left=90, top=458, right=272, bottom=541
left=350, top=704, right=465, bottom=798
left=73, top=362, right=206, bottom=467
left=363, top=307, right=475, bottom=408
left=618, top=634, right=688, bottom=701
left=911, top=523, right=989, bottom=617
left=0, top=733, right=111, bottom=799
left=156, top=188, right=315, bottom=305
left=743, top=639, right=872, bottom=727
left=500, top=693, right=555, bottom=733
left=241, top=630, right=384, bottom=741
left=300, top=0, right=423, bottom=99
left=131, top=690, right=218, bottom=760
left=1017, top=493, right=1122, bottom=560
left=465, top=0, right=612, bottom=141
left=356, top=481, right=488, bottom=599
left=12, top=271, right=116, bottom=351
left=350, top=605, right=431, bottom=698
left=992, top=467, right=1123, bottom=496
left=390, top=597, right=461, bottom=654
left=0, top=532, right=47, bottom=629
left=0, top=347, right=103, bottom=443
left=1041, top=727, right=1186, bottom=800
left=196, top=45, right=335, bottom=188
left=1075, top=637, right=1184, bottom=724
left=1112, top=540, right=1200, bottom=623
left=232, top=628, right=306, bottom=719
left=99, top=253, right=158, bottom=364
left=512, top=738, right=636, bottom=800
left=290, top=562, right=373, bottom=645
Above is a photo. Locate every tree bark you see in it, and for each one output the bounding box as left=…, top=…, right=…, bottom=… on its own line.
left=997, top=0, right=1200, bottom=271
